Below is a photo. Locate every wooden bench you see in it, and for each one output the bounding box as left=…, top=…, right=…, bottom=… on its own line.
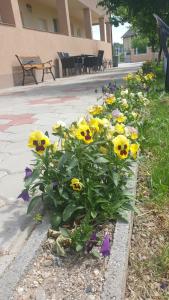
left=15, top=55, right=55, bottom=85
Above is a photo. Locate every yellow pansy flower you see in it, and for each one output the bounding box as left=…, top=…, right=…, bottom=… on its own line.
left=130, top=144, right=139, bottom=159
left=28, top=131, right=50, bottom=155
left=75, top=124, right=93, bottom=144
left=105, top=95, right=116, bottom=105
left=88, top=105, right=103, bottom=116
left=127, top=126, right=138, bottom=140
left=70, top=178, right=83, bottom=191
left=89, top=118, right=100, bottom=132
left=113, top=135, right=130, bottom=159
left=115, top=123, right=125, bottom=134
left=116, top=114, right=127, bottom=123
left=112, top=109, right=127, bottom=123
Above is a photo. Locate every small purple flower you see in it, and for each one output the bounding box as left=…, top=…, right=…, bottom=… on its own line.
left=160, top=282, right=168, bottom=290
left=112, top=109, right=121, bottom=118
left=86, top=232, right=97, bottom=253
left=24, top=167, right=32, bottom=180
left=109, top=82, right=117, bottom=93
left=18, top=190, right=30, bottom=202
left=100, top=234, right=111, bottom=257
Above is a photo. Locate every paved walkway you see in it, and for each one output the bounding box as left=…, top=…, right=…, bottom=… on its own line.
left=0, top=62, right=142, bottom=275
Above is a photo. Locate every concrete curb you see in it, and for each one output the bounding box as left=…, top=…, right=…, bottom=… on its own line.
left=101, top=163, right=138, bottom=300
left=0, top=217, right=50, bottom=300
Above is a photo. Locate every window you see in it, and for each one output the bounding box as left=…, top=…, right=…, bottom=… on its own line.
left=77, top=28, right=81, bottom=37
left=26, top=4, right=32, bottom=13
left=53, top=18, right=58, bottom=33
left=0, top=0, right=15, bottom=25
left=37, top=18, right=48, bottom=31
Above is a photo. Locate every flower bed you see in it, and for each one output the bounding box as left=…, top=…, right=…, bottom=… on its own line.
left=18, top=68, right=155, bottom=258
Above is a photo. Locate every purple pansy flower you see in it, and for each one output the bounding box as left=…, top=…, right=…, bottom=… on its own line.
left=112, top=109, right=121, bottom=118
left=108, top=82, right=117, bottom=93
left=86, top=232, right=97, bottom=253
left=24, top=167, right=32, bottom=180
left=100, top=234, right=111, bottom=257
left=18, top=190, right=30, bottom=202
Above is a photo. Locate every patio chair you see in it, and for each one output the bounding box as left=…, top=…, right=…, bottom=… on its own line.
left=57, top=52, right=82, bottom=76
left=97, top=50, right=104, bottom=70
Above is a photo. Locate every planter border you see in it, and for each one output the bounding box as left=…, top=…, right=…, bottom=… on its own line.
left=101, top=162, right=138, bottom=300
left=0, top=217, right=50, bottom=300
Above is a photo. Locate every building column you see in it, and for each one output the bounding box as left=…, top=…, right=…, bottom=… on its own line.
left=106, top=22, right=112, bottom=44
left=56, top=0, right=71, bottom=36
left=99, top=17, right=106, bottom=42
left=11, top=0, right=23, bottom=28
left=83, top=8, right=93, bottom=39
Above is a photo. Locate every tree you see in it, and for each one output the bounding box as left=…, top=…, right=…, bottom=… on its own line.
left=98, top=0, right=169, bottom=51
left=132, top=36, right=149, bottom=53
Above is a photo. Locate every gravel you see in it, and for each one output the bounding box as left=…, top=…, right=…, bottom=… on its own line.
left=12, top=223, right=114, bottom=300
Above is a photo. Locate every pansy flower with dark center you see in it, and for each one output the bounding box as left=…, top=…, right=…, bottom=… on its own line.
left=113, top=135, right=130, bottom=159
left=76, top=125, right=93, bottom=144
left=70, top=178, right=83, bottom=191
left=28, top=130, right=51, bottom=155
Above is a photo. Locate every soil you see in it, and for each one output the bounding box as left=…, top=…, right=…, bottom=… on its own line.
left=12, top=223, right=114, bottom=300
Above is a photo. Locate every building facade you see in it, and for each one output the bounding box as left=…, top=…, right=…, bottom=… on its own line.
left=0, top=0, right=113, bottom=88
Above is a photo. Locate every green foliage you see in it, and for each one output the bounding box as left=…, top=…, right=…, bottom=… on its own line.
left=142, top=92, right=169, bottom=204
left=132, top=36, right=149, bottom=54
left=98, top=0, right=169, bottom=49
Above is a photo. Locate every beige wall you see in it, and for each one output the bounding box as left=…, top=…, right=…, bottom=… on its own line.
left=130, top=48, right=158, bottom=63
left=0, top=24, right=112, bottom=88
left=18, top=0, right=58, bottom=32
left=123, top=36, right=133, bottom=52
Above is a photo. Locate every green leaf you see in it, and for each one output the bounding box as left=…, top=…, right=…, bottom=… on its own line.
left=27, top=195, right=42, bottom=214
left=91, top=210, right=97, bottom=219
left=63, top=204, right=84, bottom=222
left=76, top=244, right=83, bottom=252
left=50, top=214, right=62, bottom=229
left=91, top=249, right=100, bottom=258
left=25, top=169, right=40, bottom=188
left=113, top=172, right=120, bottom=187
left=59, top=227, right=70, bottom=238
left=95, top=157, right=109, bottom=164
